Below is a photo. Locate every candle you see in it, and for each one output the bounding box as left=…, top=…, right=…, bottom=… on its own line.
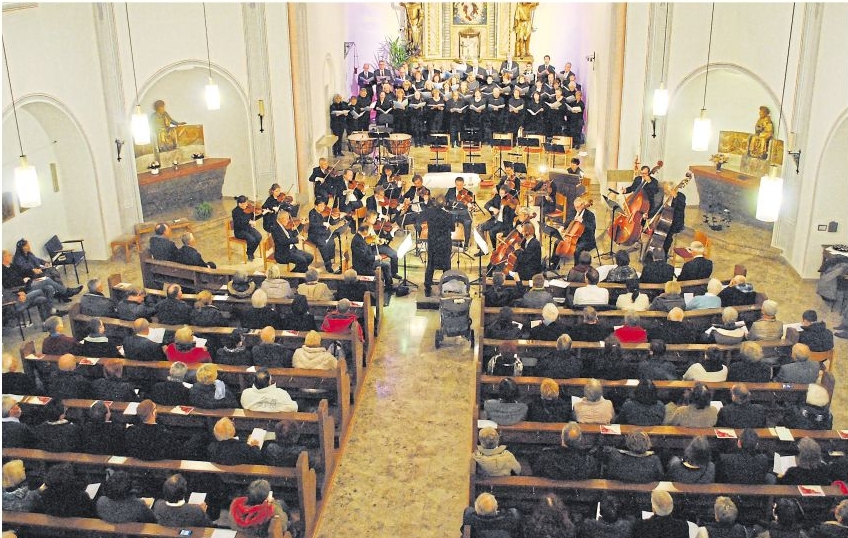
left=258, top=99, right=265, bottom=116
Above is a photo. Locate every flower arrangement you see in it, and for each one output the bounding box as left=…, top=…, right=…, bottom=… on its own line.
left=192, top=153, right=205, bottom=160
left=710, top=153, right=729, bottom=164
left=147, top=161, right=161, bottom=174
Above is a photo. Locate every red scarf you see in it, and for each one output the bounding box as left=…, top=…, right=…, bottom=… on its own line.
left=230, top=497, right=275, bottom=528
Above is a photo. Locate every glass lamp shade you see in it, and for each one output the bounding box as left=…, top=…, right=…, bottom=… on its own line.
left=653, top=83, right=669, bottom=116
left=205, top=77, right=220, bottom=110
left=691, top=110, right=711, bottom=151
left=131, top=105, right=151, bottom=145
left=756, top=166, right=784, bottom=222
left=15, top=156, right=41, bottom=208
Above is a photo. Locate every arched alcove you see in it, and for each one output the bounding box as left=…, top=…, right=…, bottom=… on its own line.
left=665, top=65, right=784, bottom=208
left=137, top=64, right=254, bottom=200
left=3, top=97, right=106, bottom=258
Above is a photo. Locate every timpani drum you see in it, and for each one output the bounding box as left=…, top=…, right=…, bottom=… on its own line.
left=348, top=132, right=374, bottom=156
left=387, top=133, right=412, bottom=156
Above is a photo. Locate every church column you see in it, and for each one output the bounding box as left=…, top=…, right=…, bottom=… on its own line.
left=92, top=3, right=144, bottom=228
left=603, top=3, right=627, bottom=171
left=242, top=3, right=278, bottom=197
left=286, top=3, right=314, bottom=194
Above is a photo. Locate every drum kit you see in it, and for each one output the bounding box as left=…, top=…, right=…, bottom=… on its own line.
left=348, top=130, right=412, bottom=175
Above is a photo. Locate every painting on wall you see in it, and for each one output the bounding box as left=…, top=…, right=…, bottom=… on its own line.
left=454, top=2, right=486, bottom=25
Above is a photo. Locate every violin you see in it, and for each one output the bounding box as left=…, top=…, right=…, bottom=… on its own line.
left=241, top=201, right=267, bottom=215
left=284, top=217, right=303, bottom=231
left=501, top=192, right=519, bottom=209
left=348, top=179, right=365, bottom=191
left=379, top=198, right=402, bottom=209
left=319, top=206, right=346, bottom=219
left=457, top=188, right=474, bottom=205
left=554, top=199, right=594, bottom=257
left=608, top=157, right=664, bottom=246
left=373, top=219, right=397, bottom=233
left=276, top=184, right=295, bottom=205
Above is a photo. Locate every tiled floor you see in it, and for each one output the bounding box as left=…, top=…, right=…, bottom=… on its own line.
left=3, top=144, right=844, bottom=538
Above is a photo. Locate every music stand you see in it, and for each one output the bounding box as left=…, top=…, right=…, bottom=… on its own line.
left=429, top=133, right=449, bottom=166
left=599, top=194, right=622, bottom=261
left=396, top=232, right=418, bottom=290
left=489, top=136, right=512, bottom=180
left=370, top=127, right=392, bottom=166
left=468, top=226, right=490, bottom=287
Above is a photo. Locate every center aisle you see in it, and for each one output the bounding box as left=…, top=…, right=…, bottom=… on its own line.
left=313, top=294, right=478, bottom=538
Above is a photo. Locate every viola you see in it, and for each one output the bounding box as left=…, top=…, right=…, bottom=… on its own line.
left=373, top=219, right=396, bottom=233
left=608, top=158, right=664, bottom=246
left=348, top=180, right=365, bottom=190
left=457, top=188, right=474, bottom=205
left=276, top=193, right=294, bottom=204
left=378, top=198, right=401, bottom=209
left=554, top=199, right=594, bottom=257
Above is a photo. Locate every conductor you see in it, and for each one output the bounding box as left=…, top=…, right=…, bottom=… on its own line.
left=420, top=195, right=455, bottom=297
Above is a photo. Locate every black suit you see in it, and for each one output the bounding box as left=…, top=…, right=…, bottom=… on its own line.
left=123, top=334, right=166, bottom=361
left=529, top=321, right=568, bottom=341
left=351, top=233, right=390, bottom=288
left=149, top=235, right=178, bottom=262
left=154, top=297, right=193, bottom=325
left=124, top=423, right=178, bottom=460
left=444, top=187, right=472, bottom=245
left=357, top=71, right=376, bottom=102
left=478, top=194, right=514, bottom=248
left=421, top=206, right=455, bottom=292
left=176, top=245, right=215, bottom=269
left=678, top=256, right=713, bottom=282
left=80, top=293, right=117, bottom=317
left=515, top=236, right=543, bottom=281
left=2, top=420, right=35, bottom=448
left=307, top=208, right=343, bottom=272
left=641, top=260, right=676, bottom=284
left=271, top=221, right=312, bottom=272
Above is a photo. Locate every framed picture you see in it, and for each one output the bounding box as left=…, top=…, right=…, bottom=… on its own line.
left=454, top=2, right=486, bottom=25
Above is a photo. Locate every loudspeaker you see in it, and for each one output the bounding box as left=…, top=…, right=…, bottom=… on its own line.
left=463, top=163, right=487, bottom=174
left=428, top=164, right=451, bottom=173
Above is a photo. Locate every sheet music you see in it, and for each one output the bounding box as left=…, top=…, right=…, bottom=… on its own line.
left=509, top=104, right=525, bottom=112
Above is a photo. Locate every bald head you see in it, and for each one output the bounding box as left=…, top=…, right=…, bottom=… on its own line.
left=58, top=354, right=77, bottom=372
left=260, top=326, right=276, bottom=343
left=133, top=318, right=150, bottom=335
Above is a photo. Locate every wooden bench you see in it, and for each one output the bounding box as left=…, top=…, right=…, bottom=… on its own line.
left=3, top=449, right=317, bottom=537
left=65, top=304, right=366, bottom=398
left=21, top=349, right=353, bottom=437
left=139, top=251, right=385, bottom=332
left=2, top=512, right=289, bottom=538
left=480, top=276, right=743, bottom=301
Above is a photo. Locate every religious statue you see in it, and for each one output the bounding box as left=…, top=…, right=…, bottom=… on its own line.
left=151, top=99, right=185, bottom=152
left=459, top=30, right=481, bottom=61
left=513, top=2, right=538, bottom=58
left=401, top=2, right=423, bottom=55
left=748, top=105, right=774, bottom=160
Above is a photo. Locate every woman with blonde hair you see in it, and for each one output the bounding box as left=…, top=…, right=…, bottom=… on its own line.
left=649, top=279, right=686, bottom=312
left=292, top=331, right=338, bottom=370
left=164, top=326, right=211, bottom=364
left=190, top=290, right=225, bottom=327
left=260, top=264, right=293, bottom=299
left=189, top=363, right=237, bottom=409
left=2, top=460, right=40, bottom=512
left=207, top=417, right=262, bottom=465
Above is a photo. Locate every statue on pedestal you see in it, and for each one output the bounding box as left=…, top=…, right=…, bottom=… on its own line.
left=747, top=105, right=774, bottom=160
left=151, top=100, right=186, bottom=153
left=401, top=2, right=423, bottom=56
left=513, top=2, right=538, bottom=58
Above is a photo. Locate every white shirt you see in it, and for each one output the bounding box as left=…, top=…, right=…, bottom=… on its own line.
left=572, top=285, right=609, bottom=306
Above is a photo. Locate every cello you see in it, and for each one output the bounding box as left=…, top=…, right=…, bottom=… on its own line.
left=554, top=198, right=594, bottom=257
left=608, top=158, right=664, bottom=246
left=644, top=172, right=691, bottom=258
left=490, top=228, right=524, bottom=273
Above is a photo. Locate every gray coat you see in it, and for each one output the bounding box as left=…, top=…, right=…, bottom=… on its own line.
left=774, top=359, right=821, bottom=384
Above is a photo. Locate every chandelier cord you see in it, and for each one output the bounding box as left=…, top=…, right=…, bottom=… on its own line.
left=2, top=38, right=25, bottom=157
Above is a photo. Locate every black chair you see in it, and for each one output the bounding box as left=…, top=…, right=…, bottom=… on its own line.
left=44, top=235, right=88, bottom=284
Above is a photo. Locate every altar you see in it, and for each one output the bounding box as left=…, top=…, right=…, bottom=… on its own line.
left=689, top=165, right=771, bottom=229
left=137, top=158, right=230, bottom=219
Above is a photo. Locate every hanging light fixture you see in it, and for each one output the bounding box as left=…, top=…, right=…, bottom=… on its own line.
left=756, top=3, right=796, bottom=223
left=3, top=38, right=41, bottom=208
left=692, top=3, right=715, bottom=151
left=202, top=3, right=220, bottom=110
left=652, top=3, right=670, bottom=116
left=125, top=3, right=150, bottom=145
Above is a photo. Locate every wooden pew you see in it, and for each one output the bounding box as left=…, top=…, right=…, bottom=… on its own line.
left=21, top=349, right=353, bottom=437
left=470, top=475, right=847, bottom=523
left=65, top=304, right=366, bottom=398
left=138, top=251, right=385, bottom=333
left=3, top=449, right=318, bottom=538
left=16, top=395, right=336, bottom=494
left=2, top=512, right=290, bottom=538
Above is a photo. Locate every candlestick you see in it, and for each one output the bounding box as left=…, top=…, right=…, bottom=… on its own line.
left=258, top=99, right=265, bottom=116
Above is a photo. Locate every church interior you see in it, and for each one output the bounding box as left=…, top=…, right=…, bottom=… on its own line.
left=2, top=2, right=847, bottom=538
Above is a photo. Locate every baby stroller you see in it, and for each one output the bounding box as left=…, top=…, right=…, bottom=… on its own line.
left=434, top=269, right=474, bottom=349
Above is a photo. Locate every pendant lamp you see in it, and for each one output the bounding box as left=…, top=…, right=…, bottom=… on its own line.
left=3, top=38, right=41, bottom=208
left=692, top=4, right=715, bottom=151
left=652, top=3, right=670, bottom=116
left=125, top=4, right=150, bottom=145
left=202, top=4, right=220, bottom=110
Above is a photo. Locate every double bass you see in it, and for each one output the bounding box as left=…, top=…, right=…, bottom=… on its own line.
left=553, top=198, right=594, bottom=257
left=490, top=228, right=524, bottom=275
left=608, top=158, right=664, bottom=246
left=644, top=172, right=691, bottom=257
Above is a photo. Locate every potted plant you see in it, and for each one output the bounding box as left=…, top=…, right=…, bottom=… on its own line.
left=194, top=201, right=213, bottom=221
left=192, top=153, right=205, bottom=165
left=147, top=161, right=161, bottom=175
left=710, top=153, right=729, bottom=171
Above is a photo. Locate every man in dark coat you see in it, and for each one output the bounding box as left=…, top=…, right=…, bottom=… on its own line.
left=149, top=223, right=179, bottom=262
left=2, top=396, right=35, bottom=448
left=79, top=278, right=117, bottom=317
left=150, top=362, right=191, bottom=406
left=797, top=310, right=834, bottom=352
left=513, top=222, right=543, bottom=282
left=716, top=384, right=766, bottom=428
left=420, top=196, right=454, bottom=297
left=632, top=491, right=689, bottom=538
left=677, top=241, right=713, bottom=281
left=124, top=400, right=179, bottom=460
left=351, top=223, right=392, bottom=292
left=533, top=423, right=599, bottom=480
left=717, top=428, right=773, bottom=484
left=175, top=233, right=216, bottom=269
left=123, top=319, right=167, bottom=361
left=154, top=284, right=193, bottom=325
left=33, top=398, right=82, bottom=453
left=641, top=247, right=676, bottom=284
left=48, top=354, right=94, bottom=400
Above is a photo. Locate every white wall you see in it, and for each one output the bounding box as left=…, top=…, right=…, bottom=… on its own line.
left=305, top=3, right=348, bottom=152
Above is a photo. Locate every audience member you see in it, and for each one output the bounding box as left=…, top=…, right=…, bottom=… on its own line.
left=36, top=462, right=96, bottom=518
left=797, top=310, right=834, bottom=352
left=190, top=363, right=238, bottom=409
left=718, top=275, right=757, bottom=307
left=573, top=378, right=614, bottom=424
left=96, top=470, right=155, bottom=523
left=636, top=340, right=678, bottom=381
left=154, top=284, right=192, bottom=325
left=706, top=307, right=747, bottom=345
left=604, top=431, right=664, bottom=483
left=483, top=378, right=528, bottom=425
left=164, top=326, right=211, bottom=364
left=570, top=306, right=612, bottom=342
left=605, top=250, right=639, bottom=283
left=462, top=493, right=521, bottom=538
left=123, top=318, right=166, bottom=361
left=473, top=427, right=521, bottom=477
left=263, top=420, right=310, bottom=468
left=80, top=277, right=117, bottom=317
left=517, top=274, right=554, bottom=308
left=779, top=438, right=832, bottom=485
left=2, top=460, right=40, bottom=512
left=190, top=290, right=225, bottom=327
left=485, top=307, right=525, bottom=340
left=578, top=496, right=633, bottom=538
left=227, top=269, right=256, bottom=299
left=175, top=232, right=216, bottom=269
left=208, top=417, right=263, bottom=465
left=150, top=361, right=191, bottom=406
left=92, top=359, right=138, bottom=402
left=632, top=491, right=689, bottom=538
left=727, top=341, right=771, bottom=383
left=292, top=330, right=338, bottom=370
left=529, top=303, right=567, bottom=341
left=616, top=379, right=666, bottom=426
left=716, top=384, right=766, bottom=428
left=649, top=280, right=686, bottom=312
left=749, top=300, right=783, bottom=341
left=116, top=287, right=155, bottom=321
left=2, top=353, right=35, bottom=396
left=48, top=353, right=94, bottom=400
left=241, top=289, right=283, bottom=330
left=522, top=493, right=576, bottom=538
left=486, top=341, right=524, bottom=377
left=806, top=499, right=848, bottom=538
left=41, top=315, right=79, bottom=355
left=228, top=479, right=289, bottom=536
left=280, top=294, right=317, bottom=332
left=677, top=240, right=713, bottom=281
left=149, top=223, right=179, bottom=262
left=241, top=368, right=298, bottom=412
left=615, top=278, right=650, bottom=311
left=613, top=310, right=648, bottom=343
left=534, top=422, right=599, bottom=480
left=527, top=378, right=571, bottom=422
left=2, top=397, right=34, bottom=449
left=696, top=497, right=746, bottom=538
left=641, top=248, right=675, bottom=285
left=687, top=278, right=723, bottom=310
left=321, top=298, right=364, bottom=342
left=572, top=268, right=609, bottom=307
left=665, top=382, right=718, bottom=427
left=124, top=400, right=178, bottom=460
left=78, top=317, right=120, bottom=357
left=647, top=307, right=695, bottom=344
left=261, top=264, right=294, bottom=299
left=565, top=251, right=594, bottom=283
left=336, top=269, right=369, bottom=303
left=683, top=346, right=728, bottom=382
left=666, top=435, right=716, bottom=484
left=297, top=268, right=334, bottom=301
left=758, top=498, right=807, bottom=538
left=484, top=272, right=522, bottom=307
left=215, top=329, right=252, bottom=366
left=252, top=326, right=292, bottom=368
left=535, top=335, right=581, bottom=379
left=774, top=343, right=820, bottom=384
left=717, top=428, right=773, bottom=485
left=152, top=473, right=212, bottom=527
left=782, top=383, right=833, bottom=430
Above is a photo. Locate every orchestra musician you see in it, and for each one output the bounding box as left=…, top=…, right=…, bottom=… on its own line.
left=365, top=185, right=397, bottom=222
left=658, top=180, right=687, bottom=255
left=445, top=176, right=473, bottom=248
left=498, top=162, right=521, bottom=199
left=364, top=210, right=400, bottom=280
left=271, top=210, right=312, bottom=273
left=307, top=197, right=346, bottom=274
left=513, top=222, right=544, bottom=282
left=548, top=196, right=597, bottom=271
left=351, top=223, right=393, bottom=292
left=232, top=195, right=264, bottom=262
left=624, top=164, right=662, bottom=219
left=261, top=183, right=298, bottom=233
left=399, top=175, right=431, bottom=233
left=308, top=158, right=336, bottom=200
left=420, top=195, right=455, bottom=297
left=340, top=169, right=366, bottom=227
left=478, top=184, right=516, bottom=249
